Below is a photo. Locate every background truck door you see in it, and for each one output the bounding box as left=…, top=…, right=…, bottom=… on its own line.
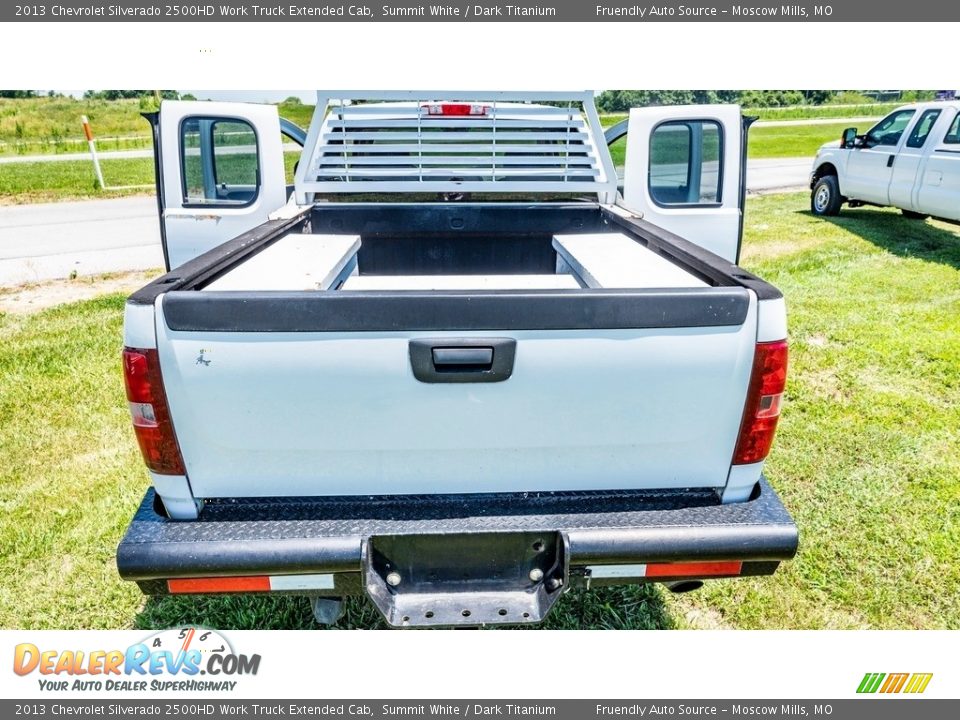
left=153, top=101, right=287, bottom=270
left=844, top=108, right=916, bottom=205
left=888, top=108, right=945, bottom=211
left=916, top=108, right=960, bottom=221
left=620, top=105, right=747, bottom=263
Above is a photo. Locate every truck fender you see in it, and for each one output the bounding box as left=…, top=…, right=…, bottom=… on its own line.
left=811, top=161, right=839, bottom=188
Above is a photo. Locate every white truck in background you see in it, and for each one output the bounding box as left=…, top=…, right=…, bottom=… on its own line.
left=117, top=91, right=797, bottom=628
left=811, top=100, right=960, bottom=220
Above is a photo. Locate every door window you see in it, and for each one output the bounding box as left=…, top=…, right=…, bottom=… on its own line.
left=944, top=113, right=960, bottom=144
left=648, top=120, right=722, bottom=206
left=181, top=117, right=260, bottom=207
left=906, top=109, right=942, bottom=148
left=866, top=110, right=916, bottom=147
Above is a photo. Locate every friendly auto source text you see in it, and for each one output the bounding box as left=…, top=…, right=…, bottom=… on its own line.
left=596, top=5, right=830, bottom=17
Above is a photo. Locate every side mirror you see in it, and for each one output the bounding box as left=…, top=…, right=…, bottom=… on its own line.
left=840, top=127, right=858, bottom=149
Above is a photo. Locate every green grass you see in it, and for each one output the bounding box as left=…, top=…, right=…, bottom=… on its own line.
left=1, top=192, right=958, bottom=630
left=0, top=158, right=155, bottom=203
left=748, top=121, right=874, bottom=158
left=0, top=98, right=152, bottom=156
left=743, top=102, right=901, bottom=121
left=0, top=97, right=312, bottom=156
left=0, top=296, right=146, bottom=628
left=680, top=199, right=960, bottom=630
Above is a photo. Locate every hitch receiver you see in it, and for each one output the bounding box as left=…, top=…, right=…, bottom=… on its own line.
left=363, top=531, right=568, bottom=627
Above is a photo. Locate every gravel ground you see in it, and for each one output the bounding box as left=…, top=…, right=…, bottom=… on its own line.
left=0, top=269, right=159, bottom=315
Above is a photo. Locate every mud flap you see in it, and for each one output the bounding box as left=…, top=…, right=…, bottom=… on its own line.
left=363, top=531, right=568, bottom=627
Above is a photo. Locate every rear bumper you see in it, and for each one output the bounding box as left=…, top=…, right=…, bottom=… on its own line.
left=118, top=477, right=798, bottom=592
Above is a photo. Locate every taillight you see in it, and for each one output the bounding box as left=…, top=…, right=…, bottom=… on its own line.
left=122, top=348, right=185, bottom=475
left=421, top=103, right=490, bottom=116
left=733, top=340, right=788, bottom=465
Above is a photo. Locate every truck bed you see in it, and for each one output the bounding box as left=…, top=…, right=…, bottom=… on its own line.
left=200, top=212, right=708, bottom=293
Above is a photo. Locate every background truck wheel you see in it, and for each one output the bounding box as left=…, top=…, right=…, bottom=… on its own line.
left=901, top=209, right=930, bottom=220
left=811, top=176, right=843, bottom=216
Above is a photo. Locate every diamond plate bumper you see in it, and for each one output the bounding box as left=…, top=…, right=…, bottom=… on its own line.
left=117, top=478, right=797, bottom=595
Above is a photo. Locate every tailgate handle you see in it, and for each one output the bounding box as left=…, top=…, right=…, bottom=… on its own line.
left=432, top=347, right=494, bottom=369
left=410, top=338, right=516, bottom=383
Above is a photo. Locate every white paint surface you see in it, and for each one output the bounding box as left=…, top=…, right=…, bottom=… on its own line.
left=341, top=274, right=580, bottom=291
left=155, top=295, right=757, bottom=498
left=159, top=101, right=289, bottom=269
left=622, top=104, right=744, bottom=262
left=204, top=234, right=361, bottom=291
left=268, top=574, right=335, bottom=591
left=553, top=232, right=707, bottom=289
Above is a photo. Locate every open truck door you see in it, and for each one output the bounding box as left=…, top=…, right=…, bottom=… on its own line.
left=620, top=105, right=750, bottom=263
left=146, top=101, right=288, bottom=270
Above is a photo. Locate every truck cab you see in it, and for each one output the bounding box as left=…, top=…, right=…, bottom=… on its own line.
left=810, top=100, right=960, bottom=221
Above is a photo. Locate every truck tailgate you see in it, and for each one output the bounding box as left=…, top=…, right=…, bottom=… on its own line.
left=154, top=289, right=758, bottom=498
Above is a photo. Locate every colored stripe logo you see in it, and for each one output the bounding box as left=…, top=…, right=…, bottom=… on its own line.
left=857, top=672, right=933, bottom=694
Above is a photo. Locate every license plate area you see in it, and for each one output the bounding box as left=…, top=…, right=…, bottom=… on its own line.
left=363, top=531, right=567, bottom=627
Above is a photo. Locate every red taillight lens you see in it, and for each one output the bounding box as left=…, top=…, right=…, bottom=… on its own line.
left=122, top=348, right=185, bottom=475
left=733, top=340, right=788, bottom=465
left=422, top=103, right=490, bottom=116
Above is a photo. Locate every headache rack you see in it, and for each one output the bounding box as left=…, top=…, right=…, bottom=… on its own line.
left=293, top=90, right=618, bottom=203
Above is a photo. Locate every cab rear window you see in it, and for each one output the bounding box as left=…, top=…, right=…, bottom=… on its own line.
left=944, top=113, right=960, bottom=144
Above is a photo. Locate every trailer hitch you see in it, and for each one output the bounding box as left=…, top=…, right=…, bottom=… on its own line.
left=363, top=531, right=568, bottom=628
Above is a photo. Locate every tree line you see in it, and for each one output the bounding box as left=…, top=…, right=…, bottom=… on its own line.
left=597, top=90, right=840, bottom=113
left=1, top=90, right=939, bottom=108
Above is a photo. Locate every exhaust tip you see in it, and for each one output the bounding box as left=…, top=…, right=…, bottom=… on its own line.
left=664, top=580, right=704, bottom=594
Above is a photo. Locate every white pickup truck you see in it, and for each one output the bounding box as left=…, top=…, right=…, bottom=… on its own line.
left=117, top=91, right=797, bottom=627
left=811, top=100, right=960, bottom=220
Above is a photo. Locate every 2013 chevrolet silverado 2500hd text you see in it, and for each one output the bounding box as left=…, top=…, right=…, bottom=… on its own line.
left=811, top=100, right=960, bottom=220
left=116, top=91, right=797, bottom=627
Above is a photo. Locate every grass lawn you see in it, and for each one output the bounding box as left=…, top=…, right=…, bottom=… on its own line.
left=0, top=98, right=152, bottom=156
left=749, top=121, right=870, bottom=158
left=1, top=192, right=958, bottom=630
left=0, top=158, right=155, bottom=204
left=743, top=102, right=902, bottom=121
left=0, top=97, right=313, bottom=157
